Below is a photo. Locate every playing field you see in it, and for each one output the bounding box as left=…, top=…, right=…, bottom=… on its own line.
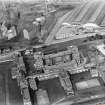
left=75, top=79, right=100, bottom=90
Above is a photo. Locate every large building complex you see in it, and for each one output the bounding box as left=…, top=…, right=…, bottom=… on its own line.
left=1, top=0, right=105, bottom=105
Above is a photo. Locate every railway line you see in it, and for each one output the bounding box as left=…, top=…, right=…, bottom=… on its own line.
left=74, top=1, right=94, bottom=22
left=46, top=0, right=105, bottom=44
left=80, top=2, right=100, bottom=24
left=65, top=1, right=105, bottom=26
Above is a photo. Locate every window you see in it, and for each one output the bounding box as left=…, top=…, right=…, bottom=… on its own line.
left=63, top=54, right=70, bottom=63
left=45, top=58, right=52, bottom=66
left=53, top=56, right=63, bottom=64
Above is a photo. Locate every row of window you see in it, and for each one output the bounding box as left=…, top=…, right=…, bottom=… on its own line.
left=0, top=47, right=14, bottom=55
left=44, top=54, right=73, bottom=66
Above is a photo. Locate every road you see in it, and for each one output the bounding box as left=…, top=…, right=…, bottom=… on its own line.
left=45, top=2, right=85, bottom=43
left=45, top=0, right=105, bottom=44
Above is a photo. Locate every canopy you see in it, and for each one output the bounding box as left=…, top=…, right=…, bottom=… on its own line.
left=83, top=23, right=100, bottom=29
left=62, top=22, right=72, bottom=27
